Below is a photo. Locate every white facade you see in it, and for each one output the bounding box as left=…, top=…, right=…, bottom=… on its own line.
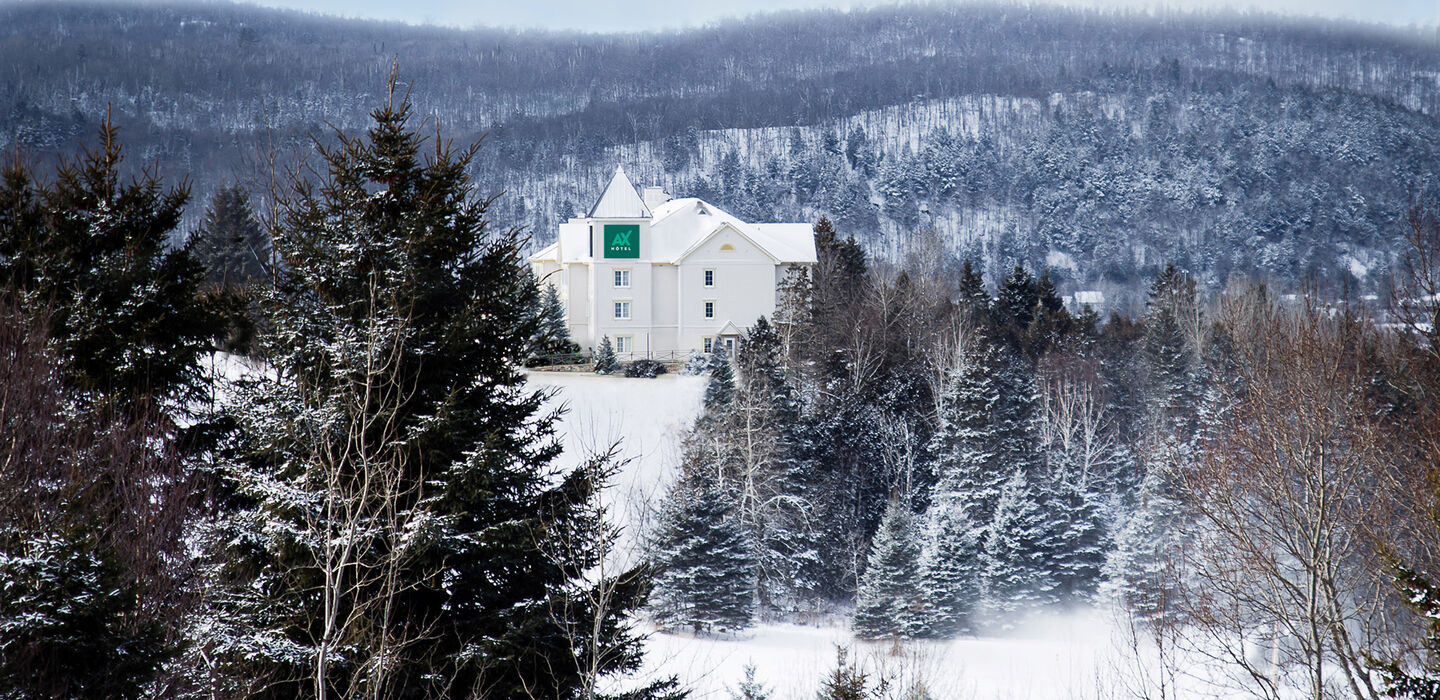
left=529, top=166, right=818, bottom=359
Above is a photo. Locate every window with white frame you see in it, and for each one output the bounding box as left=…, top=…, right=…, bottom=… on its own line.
left=613, top=268, right=630, bottom=288
left=704, top=300, right=715, bottom=319
left=615, top=335, right=632, bottom=354
left=704, top=269, right=715, bottom=287
left=703, top=336, right=714, bottom=353
left=614, top=300, right=631, bottom=320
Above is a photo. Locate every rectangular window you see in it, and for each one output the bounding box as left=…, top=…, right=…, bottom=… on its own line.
left=704, top=300, right=715, bottom=319
left=615, top=335, right=631, bottom=354
left=613, top=269, right=630, bottom=288
left=704, top=269, right=715, bottom=287
left=703, top=337, right=714, bottom=353
left=614, top=300, right=631, bottom=320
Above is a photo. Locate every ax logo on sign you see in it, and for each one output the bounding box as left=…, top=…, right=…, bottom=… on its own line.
left=604, top=225, right=640, bottom=259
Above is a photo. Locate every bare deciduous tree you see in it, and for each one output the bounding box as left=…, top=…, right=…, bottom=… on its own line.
left=1180, top=293, right=1394, bottom=700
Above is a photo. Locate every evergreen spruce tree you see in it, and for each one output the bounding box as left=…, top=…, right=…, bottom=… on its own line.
left=1024, top=270, right=1073, bottom=356
left=594, top=334, right=621, bottom=374
left=1143, top=264, right=1201, bottom=435
left=980, top=469, right=1057, bottom=630
left=1040, top=463, right=1109, bottom=607
left=990, top=353, right=1045, bottom=477
left=191, top=182, right=270, bottom=289
left=731, top=317, right=819, bottom=612
left=0, top=123, right=221, bottom=697
left=994, top=266, right=1039, bottom=339
left=530, top=281, right=574, bottom=360
left=704, top=350, right=736, bottom=409
left=1101, top=461, right=1184, bottom=622
left=853, top=498, right=925, bottom=639
left=0, top=120, right=220, bottom=411
left=921, top=338, right=1003, bottom=635
left=956, top=259, right=990, bottom=326
left=194, top=80, right=671, bottom=699
left=918, top=502, right=981, bottom=638
left=648, top=474, right=756, bottom=635
left=929, top=339, right=1004, bottom=522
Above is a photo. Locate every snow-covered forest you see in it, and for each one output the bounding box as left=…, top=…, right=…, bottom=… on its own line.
left=4, top=2, right=1440, bottom=301
left=4, top=2, right=1440, bottom=699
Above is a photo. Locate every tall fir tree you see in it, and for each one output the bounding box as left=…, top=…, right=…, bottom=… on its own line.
left=0, top=119, right=220, bottom=412
left=648, top=474, right=756, bottom=635
left=529, top=281, right=574, bottom=360
left=192, top=79, right=670, bottom=699
left=0, top=123, right=222, bottom=697
left=191, top=182, right=270, bottom=289
left=994, top=265, right=1039, bottom=341
left=921, top=337, right=1005, bottom=634
left=704, top=349, right=736, bottom=409
left=1142, top=264, right=1201, bottom=436
left=853, top=498, right=925, bottom=639
left=979, top=469, right=1057, bottom=630
left=1101, top=459, right=1185, bottom=622
left=956, top=259, right=990, bottom=327
left=1040, top=465, right=1109, bottom=607
left=731, top=317, right=819, bottom=612
left=990, top=352, right=1045, bottom=478
left=918, top=501, right=981, bottom=638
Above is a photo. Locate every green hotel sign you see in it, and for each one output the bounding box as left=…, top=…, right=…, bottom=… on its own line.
left=604, top=224, right=640, bottom=259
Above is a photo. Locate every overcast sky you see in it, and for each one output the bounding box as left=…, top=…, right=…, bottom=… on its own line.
left=238, top=0, right=1436, bottom=33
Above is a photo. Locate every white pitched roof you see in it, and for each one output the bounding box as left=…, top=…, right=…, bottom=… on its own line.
left=587, top=166, right=651, bottom=219
left=530, top=241, right=559, bottom=262
left=650, top=198, right=817, bottom=265
left=531, top=172, right=817, bottom=266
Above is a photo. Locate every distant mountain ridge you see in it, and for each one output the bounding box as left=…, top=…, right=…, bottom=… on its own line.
left=3, top=1, right=1437, bottom=302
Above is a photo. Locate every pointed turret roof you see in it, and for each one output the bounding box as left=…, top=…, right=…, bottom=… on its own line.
left=588, top=165, right=651, bottom=219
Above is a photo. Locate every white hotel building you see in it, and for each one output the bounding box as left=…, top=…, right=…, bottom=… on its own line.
left=529, top=166, right=818, bottom=358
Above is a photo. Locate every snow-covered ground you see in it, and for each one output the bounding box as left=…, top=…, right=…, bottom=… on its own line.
left=527, top=369, right=1218, bottom=700
left=637, top=613, right=1132, bottom=700
left=528, top=370, right=708, bottom=552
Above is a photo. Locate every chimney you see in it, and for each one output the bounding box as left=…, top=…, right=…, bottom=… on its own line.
left=643, top=186, right=670, bottom=211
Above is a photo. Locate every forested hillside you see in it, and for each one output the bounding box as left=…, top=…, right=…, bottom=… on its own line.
left=3, top=1, right=1438, bottom=302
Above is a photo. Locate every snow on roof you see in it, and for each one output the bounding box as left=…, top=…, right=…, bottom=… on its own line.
left=532, top=189, right=817, bottom=266
left=530, top=240, right=559, bottom=262
left=587, top=166, right=651, bottom=219
left=652, top=198, right=817, bottom=265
